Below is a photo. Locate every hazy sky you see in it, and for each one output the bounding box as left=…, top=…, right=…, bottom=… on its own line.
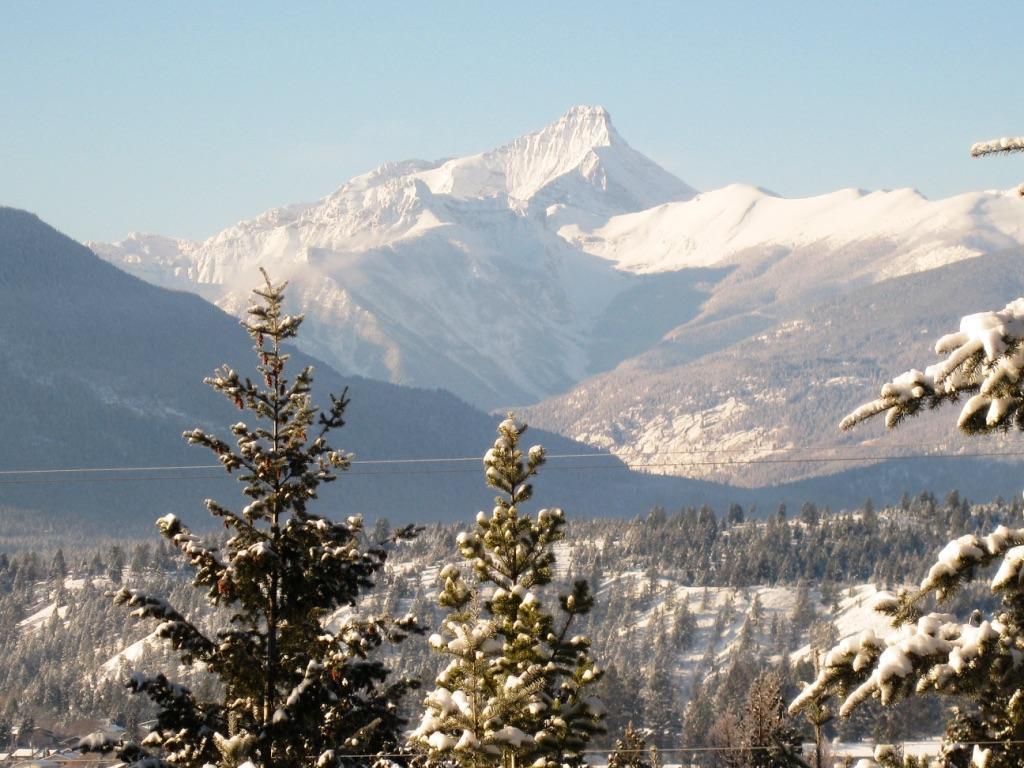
left=3, top=2, right=1024, bottom=243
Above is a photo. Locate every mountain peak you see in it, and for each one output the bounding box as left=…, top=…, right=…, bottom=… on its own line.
left=458, top=104, right=692, bottom=210
left=320, top=106, right=690, bottom=217
left=548, top=104, right=619, bottom=148
left=507, top=105, right=621, bottom=168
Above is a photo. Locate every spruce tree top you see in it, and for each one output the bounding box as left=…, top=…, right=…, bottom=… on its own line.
left=607, top=723, right=659, bottom=768
left=412, top=417, right=604, bottom=768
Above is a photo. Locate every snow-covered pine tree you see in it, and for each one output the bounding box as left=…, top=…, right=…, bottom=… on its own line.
left=792, top=298, right=1024, bottom=767
left=709, top=670, right=804, bottom=768
left=411, top=570, right=547, bottom=767
left=82, top=271, right=420, bottom=768
left=670, top=598, right=695, bottom=651
left=640, top=641, right=678, bottom=748
left=411, top=418, right=604, bottom=767
left=839, top=298, right=1024, bottom=434
left=606, top=723, right=660, bottom=768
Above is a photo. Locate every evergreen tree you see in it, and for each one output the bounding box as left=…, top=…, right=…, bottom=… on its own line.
left=17, top=715, right=34, bottom=748
left=641, top=646, right=678, bottom=747
left=795, top=296, right=1024, bottom=766
left=49, top=547, right=69, bottom=606
left=413, top=572, right=547, bottom=767
left=681, top=680, right=714, bottom=751
left=670, top=599, right=696, bottom=651
left=713, top=651, right=758, bottom=727
left=107, top=545, right=126, bottom=585
left=711, top=671, right=804, bottom=768
left=787, top=582, right=816, bottom=648
left=597, top=665, right=641, bottom=744
left=412, top=418, right=604, bottom=767
left=81, top=272, right=420, bottom=768
left=49, top=549, right=67, bottom=581
left=727, top=504, right=745, bottom=526
left=799, top=503, right=819, bottom=528
left=607, top=723, right=660, bottom=768
left=88, top=552, right=104, bottom=577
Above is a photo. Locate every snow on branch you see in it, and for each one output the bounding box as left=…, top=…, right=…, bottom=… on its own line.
left=112, top=588, right=216, bottom=662
left=840, top=298, right=1024, bottom=433
left=790, top=523, right=1024, bottom=754
left=971, top=136, right=1024, bottom=157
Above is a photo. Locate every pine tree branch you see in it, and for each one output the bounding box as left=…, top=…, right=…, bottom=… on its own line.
left=971, top=137, right=1024, bottom=157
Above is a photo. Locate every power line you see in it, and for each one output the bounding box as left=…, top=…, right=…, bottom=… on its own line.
left=0, top=448, right=1022, bottom=486
left=343, top=440, right=983, bottom=464
left=0, top=474, right=226, bottom=486
left=0, top=443, right=1019, bottom=478
left=0, top=464, right=221, bottom=476
left=339, top=449, right=1024, bottom=477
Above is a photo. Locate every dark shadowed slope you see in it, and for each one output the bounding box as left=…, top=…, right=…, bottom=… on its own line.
left=0, top=207, right=750, bottom=535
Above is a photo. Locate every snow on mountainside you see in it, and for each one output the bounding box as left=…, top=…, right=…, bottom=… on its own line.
left=3, top=206, right=767, bottom=530
left=92, top=106, right=1024, bottom=492
left=524, top=250, right=1024, bottom=490
left=562, top=184, right=1024, bottom=276
left=95, top=106, right=694, bottom=408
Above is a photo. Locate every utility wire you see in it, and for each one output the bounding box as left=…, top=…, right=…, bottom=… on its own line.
left=0, top=448, right=1022, bottom=486
left=0, top=474, right=226, bottom=486
left=0, top=443, right=1019, bottom=478
left=344, top=440, right=995, bottom=464
left=340, top=449, right=1024, bottom=477
left=0, top=464, right=222, bottom=476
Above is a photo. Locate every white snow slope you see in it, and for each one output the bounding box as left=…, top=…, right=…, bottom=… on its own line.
left=561, top=183, right=1024, bottom=276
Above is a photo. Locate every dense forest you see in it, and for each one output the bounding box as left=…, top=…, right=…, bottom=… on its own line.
left=0, top=489, right=1011, bottom=754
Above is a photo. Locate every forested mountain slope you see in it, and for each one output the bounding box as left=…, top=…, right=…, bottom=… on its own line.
left=526, top=249, right=1024, bottom=489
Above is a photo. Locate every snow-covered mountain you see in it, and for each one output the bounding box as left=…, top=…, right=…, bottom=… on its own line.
left=93, top=106, right=1024, bottom=490
left=95, top=106, right=694, bottom=408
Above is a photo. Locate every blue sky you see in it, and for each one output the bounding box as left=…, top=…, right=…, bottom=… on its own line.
left=3, top=2, right=1023, bottom=242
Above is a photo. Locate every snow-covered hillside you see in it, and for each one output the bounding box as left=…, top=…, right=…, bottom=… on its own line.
left=34, top=567, right=901, bottom=723
left=93, top=106, right=1024, bottom=488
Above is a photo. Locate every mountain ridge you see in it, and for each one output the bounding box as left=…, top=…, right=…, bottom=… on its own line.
left=524, top=248, right=1024, bottom=489
left=83, top=107, right=1024, bottom=494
